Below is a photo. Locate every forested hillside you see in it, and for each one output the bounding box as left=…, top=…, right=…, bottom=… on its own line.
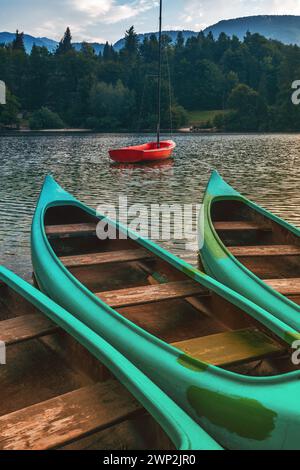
left=204, top=15, right=300, bottom=45
left=1, top=27, right=300, bottom=132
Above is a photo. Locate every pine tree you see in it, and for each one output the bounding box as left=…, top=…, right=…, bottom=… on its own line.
left=124, top=26, right=138, bottom=57
left=12, top=30, right=25, bottom=53
left=56, top=27, right=73, bottom=55
left=103, top=42, right=115, bottom=61
left=176, top=31, right=184, bottom=49
left=81, top=42, right=95, bottom=57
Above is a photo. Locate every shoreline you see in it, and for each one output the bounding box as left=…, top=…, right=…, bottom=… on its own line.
left=1, top=129, right=300, bottom=136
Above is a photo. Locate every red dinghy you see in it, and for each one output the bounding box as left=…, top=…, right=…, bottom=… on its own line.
left=109, top=140, right=176, bottom=163
left=109, top=1, right=176, bottom=164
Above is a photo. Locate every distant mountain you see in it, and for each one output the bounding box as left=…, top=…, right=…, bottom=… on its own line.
left=203, top=15, right=300, bottom=45
left=113, top=30, right=197, bottom=50
left=0, top=30, right=196, bottom=54
left=0, top=32, right=57, bottom=53
left=0, top=32, right=106, bottom=54
left=2, top=16, right=300, bottom=55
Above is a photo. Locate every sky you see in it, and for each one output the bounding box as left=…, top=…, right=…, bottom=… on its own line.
left=1, top=0, right=300, bottom=43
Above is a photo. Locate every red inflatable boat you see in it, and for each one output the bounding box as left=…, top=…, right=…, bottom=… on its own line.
left=109, top=140, right=176, bottom=163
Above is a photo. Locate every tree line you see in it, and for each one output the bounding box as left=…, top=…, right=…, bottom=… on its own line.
left=0, top=27, right=300, bottom=131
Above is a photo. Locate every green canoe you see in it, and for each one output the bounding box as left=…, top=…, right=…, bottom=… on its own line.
left=199, top=170, right=300, bottom=332
left=0, top=266, right=220, bottom=450
left=32, top=176, right=300, bottom=450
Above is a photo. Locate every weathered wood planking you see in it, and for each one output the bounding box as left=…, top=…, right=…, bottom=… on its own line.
left=0, top=314, right=58, bottom=345
left=0, top=381, right=142, bottom=450
left=172, top=328, right=284, bottom=367
left=230, top=245, right=300, bottom=257
left=214, top=221, right=270, bottom=231
left=97, top=281, right=208, bottom=309
left=264, top=278, right=300, bottom=296
left=46, top=223, right=96, bottom=238
left=60, top=249, right=153, bottom=268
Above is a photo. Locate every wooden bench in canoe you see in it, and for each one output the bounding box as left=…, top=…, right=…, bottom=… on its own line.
left=0, top=296, right=140, bottom=450
left=0, top=270, right=220, bottom=451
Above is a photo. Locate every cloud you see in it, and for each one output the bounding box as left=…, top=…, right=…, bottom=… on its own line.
left=180, top=0, right=300, bottom=30
left=70, top=0, right=157, bottom=24
left=1, top=0, right=300, bottom=43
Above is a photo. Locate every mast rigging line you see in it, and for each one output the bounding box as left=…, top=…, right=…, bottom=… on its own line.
left=157, top=0, right=163, bottom=148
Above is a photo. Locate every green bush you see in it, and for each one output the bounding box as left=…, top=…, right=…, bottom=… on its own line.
left=0, top=90, right=20, bottom=128
left=29, top=107, right=65, bottom=130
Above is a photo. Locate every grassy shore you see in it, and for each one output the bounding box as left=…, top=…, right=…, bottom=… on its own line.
left=187, top=110, right=226, bottom=127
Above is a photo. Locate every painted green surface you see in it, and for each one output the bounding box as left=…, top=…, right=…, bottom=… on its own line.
left=200, top=170, right=300, bottom=332
left=0, top=266, right=220, bottom=451
left=178, top=354, right=209, bottom=372
left=31, top=175, right=300, bottom=450
left=187, top=387, right=277, bottom=441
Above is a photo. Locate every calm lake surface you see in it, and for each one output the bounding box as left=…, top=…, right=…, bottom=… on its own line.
left=0, top=133, right=299, bottom=280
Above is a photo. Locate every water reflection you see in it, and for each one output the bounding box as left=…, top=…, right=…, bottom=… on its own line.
left=0, top=133, right=299, bottom=279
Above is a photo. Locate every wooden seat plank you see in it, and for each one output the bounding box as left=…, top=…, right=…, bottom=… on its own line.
left=60, top=249, right=153, bottom=268
left=46, top=223, right=96, bottom=238
left=0, top=314, right=58, bottom=346
left=97, top=281, right=208, bottom=309
left=172, top=328, right=284, bottom=367
left=214, top=221, right=270, bottom=231
left=263, top=278, right=300, bottom=296
left=230, top=245, right=300, bottom=257
left=0, top=381, right=141, bottom=450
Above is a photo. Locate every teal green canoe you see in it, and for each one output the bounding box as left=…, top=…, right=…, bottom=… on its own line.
left=32, top=176, right=300, bottom=450
left=199, top=170, right=300, bottom=332
left=0, top=266, right=221, bottom=450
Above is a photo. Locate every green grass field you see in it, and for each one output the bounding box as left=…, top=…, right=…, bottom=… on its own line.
left=187, top=110, right=226, bottom=127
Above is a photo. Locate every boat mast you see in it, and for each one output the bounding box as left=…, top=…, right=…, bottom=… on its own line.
left=157, top=0, right=163, bottom=148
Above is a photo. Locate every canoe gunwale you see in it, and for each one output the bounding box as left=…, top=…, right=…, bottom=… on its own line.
left=203, top=177, right=300, bottom=318
left=33, top=176, right=300, bottom=385
left=0, top=266, right=221, bottom=451
left=36, top=199, right=185, bottom=364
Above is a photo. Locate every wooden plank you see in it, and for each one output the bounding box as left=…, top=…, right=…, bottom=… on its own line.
left=264, top=278, right=300, bottom=296
left=0, top=381, right=141, bottom=450
left=97, top=281, right=208, bottom=309
left=0, top=314, right=58, bottom=346
left=60, top=249, right=153, bottom=268
left=46, top=223, right=96, bottom=238
left=214, top=221, right=270, bottom=231
left=172, top=328, right=284, bottom=367
left=230, top=245, right=300, bottom=257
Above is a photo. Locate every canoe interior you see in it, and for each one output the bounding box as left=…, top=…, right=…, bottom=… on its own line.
left=211, top=200, right=300, bottom=305
left=0, top=280, right=174, bottom=451
left=45, top=205, right=298, bottom=378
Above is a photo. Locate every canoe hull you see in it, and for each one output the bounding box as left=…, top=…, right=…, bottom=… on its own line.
left=109, top=140, right=176, bottom=163
left=0, top=266, right=220, bottom=451
left=199, top=170, right=300, bottom=331
left=31, top=176, right=300, bottom=450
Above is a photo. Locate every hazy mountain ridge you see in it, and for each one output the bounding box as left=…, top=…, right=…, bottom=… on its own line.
left=0, top=32, right=58, bottom=52
left=204, top=15, right=300, bottom=45
left=113, top=30, right=197, bottom=50
left=0, top=30, right=196, bottom=54
left=1, top=15, right=300, bottom=54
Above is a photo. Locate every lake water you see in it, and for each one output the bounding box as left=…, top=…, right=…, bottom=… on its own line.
left=0, top=133, right=299, bottom=280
